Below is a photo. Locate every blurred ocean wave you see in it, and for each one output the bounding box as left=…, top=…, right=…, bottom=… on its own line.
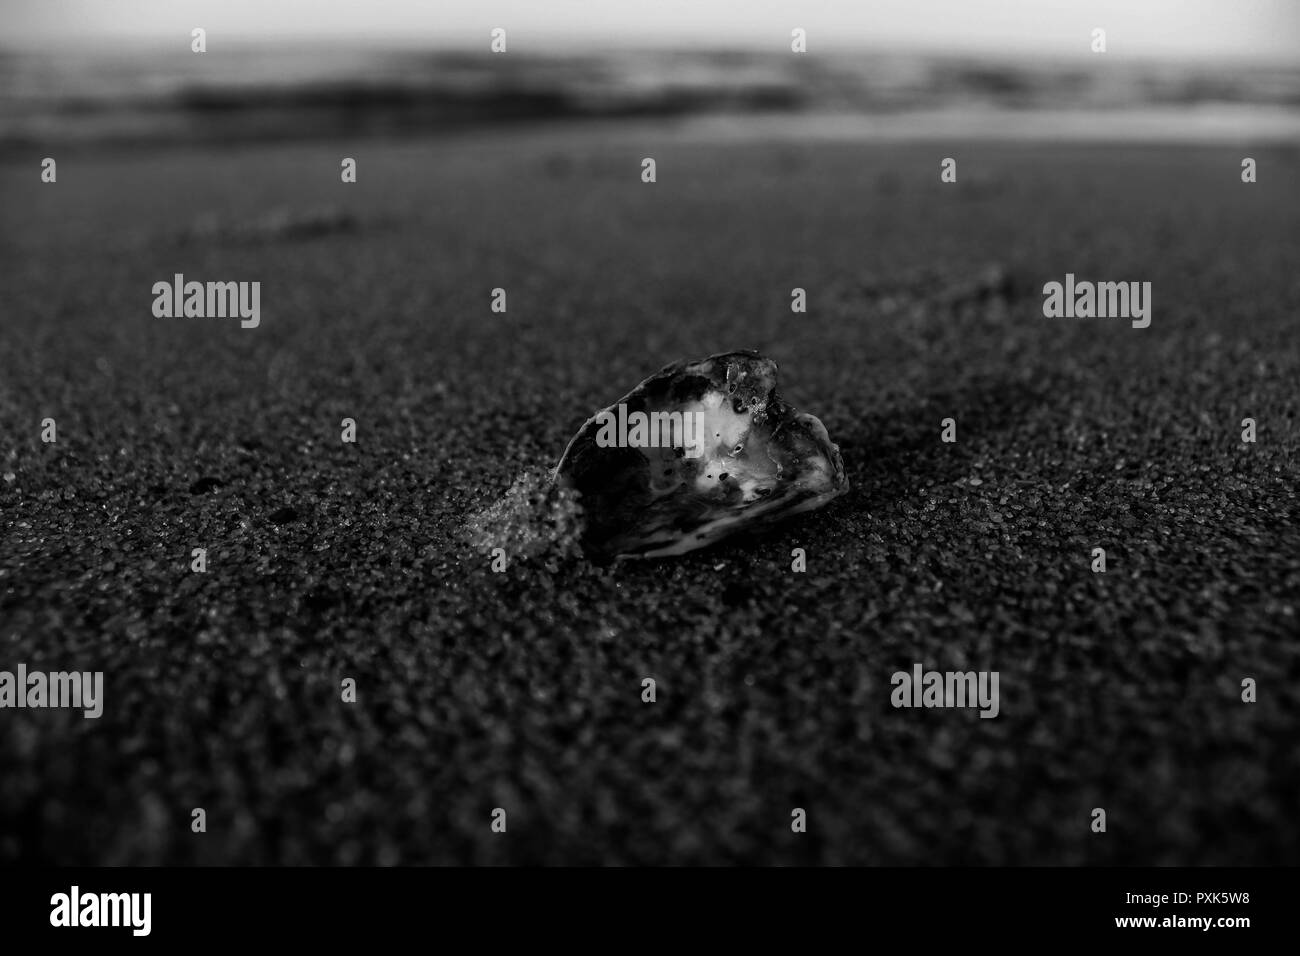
left=3, top=45, right=1299, bottom=150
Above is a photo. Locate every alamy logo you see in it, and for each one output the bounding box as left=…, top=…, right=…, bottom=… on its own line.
left=0, top=664, right=103, bottom=718
left=50, top=886, right=151, bottom=936
left=890, top=664, right=1000, bottom=718
left=152, top=274, right=261, bottom=328
left=1042, top=273, right=1151, bottom=328
left=594, top=403, right=706, bottom=459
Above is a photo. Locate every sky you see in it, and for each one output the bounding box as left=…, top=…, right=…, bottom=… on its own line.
left=4, top=0, right=1298, bottom=61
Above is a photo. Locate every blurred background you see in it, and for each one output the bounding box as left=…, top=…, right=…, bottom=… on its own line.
left=3, top=0, right=1299, bottom=151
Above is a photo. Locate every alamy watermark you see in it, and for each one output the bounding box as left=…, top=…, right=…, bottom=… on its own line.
left=0, top=664, right=103, bottom=718
left=1042, top=273, right=1151, bottom=328
left=594, top=403, right=706, bottom=459
left=891, top=663, right=1000, bottom=718
left=152, top=274, right=260, bottom=328
left=50, top=886, right=151, bottom=936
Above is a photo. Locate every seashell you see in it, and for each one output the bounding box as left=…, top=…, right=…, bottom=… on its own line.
left=553, top=350, right=848, bottom=559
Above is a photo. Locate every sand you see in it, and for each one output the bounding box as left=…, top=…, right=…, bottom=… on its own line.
left=1, top=128, right=1296, bottom=864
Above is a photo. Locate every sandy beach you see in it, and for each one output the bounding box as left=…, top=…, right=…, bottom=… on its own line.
left=1, top=125, right=1297, bottom=864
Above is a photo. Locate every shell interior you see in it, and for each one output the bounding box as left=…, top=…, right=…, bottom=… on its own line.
left=553, top=351, right=848, bottom=559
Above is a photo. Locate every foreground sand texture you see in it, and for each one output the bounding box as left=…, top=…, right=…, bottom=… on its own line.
left=1, top=131, right=1297, bottom=864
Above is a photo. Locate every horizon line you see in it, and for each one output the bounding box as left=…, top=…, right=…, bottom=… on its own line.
left=1, top=36, right=1296, bottom=68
